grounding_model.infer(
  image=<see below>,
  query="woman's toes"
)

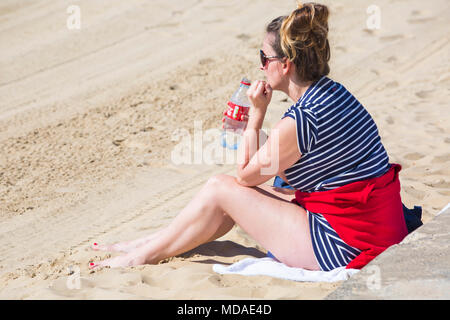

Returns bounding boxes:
[88,253,147,269]
[91,242,120,252]
[91,242,110,251]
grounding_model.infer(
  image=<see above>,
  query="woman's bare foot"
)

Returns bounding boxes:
[89,249,157,270]
[91,232,161,253]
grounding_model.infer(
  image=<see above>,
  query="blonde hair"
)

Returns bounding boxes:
[267,2,330,82]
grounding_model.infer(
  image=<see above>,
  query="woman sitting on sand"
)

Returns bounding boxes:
[90,2,408,271]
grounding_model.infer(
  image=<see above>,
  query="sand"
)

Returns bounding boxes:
[0,0,448,299]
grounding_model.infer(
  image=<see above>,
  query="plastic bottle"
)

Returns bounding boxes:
[221,77,251,150]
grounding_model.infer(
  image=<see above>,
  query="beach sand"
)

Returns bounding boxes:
[0,0,448,299]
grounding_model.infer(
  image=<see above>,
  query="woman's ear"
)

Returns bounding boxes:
[282,58,292,76]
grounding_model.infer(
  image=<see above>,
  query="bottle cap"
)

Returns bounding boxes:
[240,77,251,86]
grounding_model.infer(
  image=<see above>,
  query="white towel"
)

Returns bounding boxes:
[213,257,359,282]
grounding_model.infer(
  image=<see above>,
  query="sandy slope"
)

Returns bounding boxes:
[0,0,448,299]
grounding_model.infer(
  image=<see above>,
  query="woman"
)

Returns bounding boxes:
[89,2,408,271]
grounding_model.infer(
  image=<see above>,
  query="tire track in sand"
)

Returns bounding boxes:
[0,163,236,284]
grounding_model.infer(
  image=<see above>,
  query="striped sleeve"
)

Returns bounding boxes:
[282,107,319,155]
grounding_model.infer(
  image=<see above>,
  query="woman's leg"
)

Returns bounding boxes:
[91,211,234,253]
[91,231,163,253]
[90,174,318,270]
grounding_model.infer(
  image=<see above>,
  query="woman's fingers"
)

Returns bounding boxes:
[247,80,264,97]
[256,81,265,95]
[264,82,273,101]
[247,80,259,96]
[246,80,271,110]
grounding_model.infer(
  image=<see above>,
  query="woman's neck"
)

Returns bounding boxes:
[286,78,314,102]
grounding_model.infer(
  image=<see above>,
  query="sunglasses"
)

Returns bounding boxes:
[259,49,283,68]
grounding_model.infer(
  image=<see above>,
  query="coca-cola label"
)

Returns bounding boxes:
[225,101,248,121]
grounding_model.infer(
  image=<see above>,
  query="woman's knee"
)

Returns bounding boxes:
[204,174,237,199]
[206,174,236,189]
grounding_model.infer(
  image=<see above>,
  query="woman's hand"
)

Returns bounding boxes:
[246,80,273,112]
[222,113,249,131]
[221,80,271,132]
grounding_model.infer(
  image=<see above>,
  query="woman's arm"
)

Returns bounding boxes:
[236,80,271,178]
[236,80,301,187]
[237,107,268,173]
[236,116,301,187]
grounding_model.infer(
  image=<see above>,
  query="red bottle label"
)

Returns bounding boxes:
[225,101,248,121]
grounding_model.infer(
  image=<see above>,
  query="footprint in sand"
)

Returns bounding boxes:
[379,34,404,42]
[407,9,435,24]
[385,115,394,125]
[403,185,425,200]
[198,58,214,65]
[145,22,181,32]
[386,81,399,88]
[384,56,398,63]
[424,179,450,189]
[415,90,435,99]
[407,8,435,24]
[236,33,251,41]
[431,153,450,164]
[404,152,425,161]
[362,28,376,36]
[207,274,224,287]
[407,17,435,24]
[140,274,158,286]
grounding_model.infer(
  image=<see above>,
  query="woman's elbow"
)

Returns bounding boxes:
[236,176,247,185]
[236,176,253,187]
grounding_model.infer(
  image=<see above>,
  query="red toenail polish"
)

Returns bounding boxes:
[94,243,97,245]
[90,263,94,266]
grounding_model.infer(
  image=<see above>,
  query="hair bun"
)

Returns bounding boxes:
[280,2,329,61]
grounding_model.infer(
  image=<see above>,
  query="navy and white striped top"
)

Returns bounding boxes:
[282,76,390,192]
